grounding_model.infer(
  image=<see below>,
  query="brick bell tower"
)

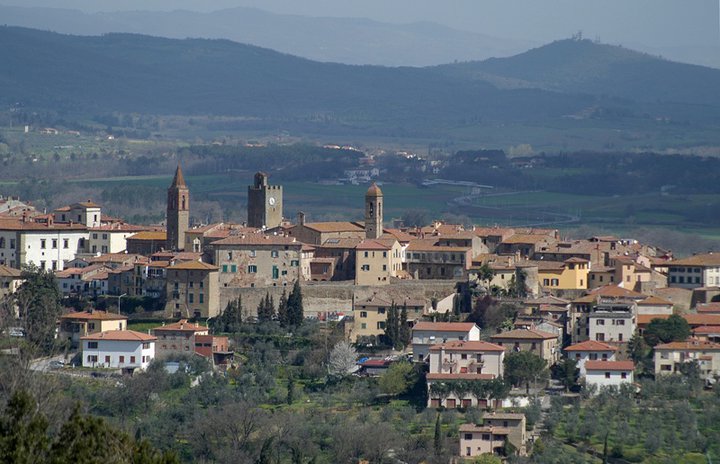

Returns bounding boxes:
[365,182,383,239]
[167,164,189,251]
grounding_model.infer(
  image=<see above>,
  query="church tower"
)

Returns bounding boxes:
[167,165,189,251]
[365,182,383,239]
[247,172,283,229]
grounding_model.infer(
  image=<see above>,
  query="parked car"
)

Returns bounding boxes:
[49,360,65,369]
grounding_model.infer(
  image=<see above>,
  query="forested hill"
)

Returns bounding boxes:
[1,27,720,130]
[436,39,720,107]
[0,26,586,123]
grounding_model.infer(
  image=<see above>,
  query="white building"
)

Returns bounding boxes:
[81,330,156,370]
[588,303,635,344]
[86,224,148,255]
[53,201,102,228]
[564,340,618,376]
[667,253,720,289]
[585,360,634,391]
[0,218,88,270]
[412,322,481,362]
[654,339,720,381]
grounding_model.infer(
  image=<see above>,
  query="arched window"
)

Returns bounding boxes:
[181,196,186,209]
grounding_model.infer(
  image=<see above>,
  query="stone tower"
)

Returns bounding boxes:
[166,165,189,251]
[247,172,283,229]
[364,182,383,239]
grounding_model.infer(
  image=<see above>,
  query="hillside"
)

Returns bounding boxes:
[0,26,587,123]
[437,39,720,107]
[0,5,532,66]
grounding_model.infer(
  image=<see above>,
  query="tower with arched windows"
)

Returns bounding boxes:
[166,165,189,251]
[364,182,383,239]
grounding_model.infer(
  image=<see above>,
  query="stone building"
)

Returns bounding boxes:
[164,261,219,319]
[166,165,189,251]
[247,172,283,229]
[354,238,402,286]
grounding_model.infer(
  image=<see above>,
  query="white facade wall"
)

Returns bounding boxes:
[589,315,634,343]
[82,339,155,370]
[412,326,480,360]
[428,349,504,378]
[569,351,617,376]
[21,230,87,271]
[88,230,135,255]
[586,369,633,390]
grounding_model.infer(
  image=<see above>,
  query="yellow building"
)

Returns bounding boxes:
[538,257,589,290]
[352,294,426,343]
[58,309,127,348]
[354,238,402,286]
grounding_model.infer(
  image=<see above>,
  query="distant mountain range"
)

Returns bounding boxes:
[0,4,534,66]
[1,26,720,143]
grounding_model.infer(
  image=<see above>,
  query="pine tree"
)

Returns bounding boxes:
[278,289,289,327]
[384,302,398,348]
[399,304,411,348]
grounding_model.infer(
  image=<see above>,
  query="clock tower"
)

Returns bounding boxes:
[247,172,283,229]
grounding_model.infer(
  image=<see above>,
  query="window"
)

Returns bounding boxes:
[130,356,136,363]
[40,239,46,249]
[271,250,279,258]
[290,260,299,267]
[87,355,97,363]
[231,264,237,273]
[248,265,257,273]
[482,434,491,441]
[272,266,279,279]
[617,319,625,326]
[87,342,98,349]
[40,261,46,270]
[199,294,204,304]
[621,372,627,379]
[222,265,228,273]
[461,354,467,360]
[92,233,98,239]
[605,372,611,379]
[464,434,473,440]
[9,239,15,249]
[361,264,370,271]
[377,321,385,329]
[597,319,605,325]
[382,265,387,271]
[382,251,387,258]
[360,323,367,329]
[360,311,368,318]
[119,356,125,363]
[189,294,194,303]
[364,251,369,258]
[105,356,111,364]
[102,233,108,240]
[249,250,256,257]
[378,307,386,314]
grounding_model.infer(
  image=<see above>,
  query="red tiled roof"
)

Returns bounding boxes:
[692,326,720,334]
[565,340,618,352]
[356,239,394,250]
[654,339,720,351]
[152,319,209,333]
[60,310,127,321]
[81,330,155,342]
[167,261,218,271]
[638,296,673,306]
[412,322,477,332]
[669,253,720,267]
[490,328,557,340]
[697,303,720,313]
[589,285,646,299]
[211,234,300,246]
[429,340,504,352]
[585,360,634,371]
[427,373,496,380]
[128,231,166,241]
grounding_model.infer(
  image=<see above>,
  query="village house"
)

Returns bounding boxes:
[536,257,590,290]
[194,334,233,366]
[354,238,402,285]
[0,217,88,270]
[459,413,527,457]
[427,340,505,409]
[584,360,635,391]
[126,231,167,255]
[53,200,102,228]
[667,253,720,289]
[588,302,636,344]
[184,223,260,254]
[0,264,22,300]
[286,219,366,245]
[85,223,149,255]
[210,233,303,288]
[490,328,560,365]
[411,321,481,362]
[151,319,210,359]
[405,239,472,280]
[496,232,558,258]
[564,340,618,376]
[58,309,127,348]
[654,339,720,382]
[164,261,220,319]
[351,294,426,344]
[309,237,361,281]
[81,329,156,370]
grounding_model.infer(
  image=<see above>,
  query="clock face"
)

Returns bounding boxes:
[268,196,276,206]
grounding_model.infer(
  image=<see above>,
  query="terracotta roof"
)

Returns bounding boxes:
[427,373,496,381]
[502,234,552,245]
[636,314,671,325]
[669,253,720,267]
[82,329,155,342]
[381,229,415,243]
[356,239,395,250]
[585,360,634,371]
[483,412,526,420]
[88,253,147,264]
[524,296,570,306]
[167,261,218,271]
[152,319,208,333]
[128,231,167,241]
[589,285,646,299]
[429,340,505,352]
[696,303,720,313]
[572,294,598,304]
[412,322,477,332]
[565,340,618,352]
[684,314,720,326]
[490,328,557,340]
[0,218,87,231]
[75,200,101,208]
[211,234,299,246]
[0,264,22,278]
[318,238,362,249]
[565,257,590,263]
[654,339,720,351]
[90,224,148,232]
[406,240,471,252]
[302,222,364,233]
[692,326,720,334]
[60,310,127,321]
[366,182,383,197]
[637,296,673,306]
[459,424,513,434]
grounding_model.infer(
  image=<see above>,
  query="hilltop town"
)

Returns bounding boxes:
[1,166,719,463]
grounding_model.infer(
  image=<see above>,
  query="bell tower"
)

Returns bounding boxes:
[167,164,189,251]
[365,182,383,239]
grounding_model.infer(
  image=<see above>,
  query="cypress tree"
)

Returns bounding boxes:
[399,304,411,348]
[384,302,398,348]
[278,289,289,327]
[287,280,304,326]
[434,413,443,454]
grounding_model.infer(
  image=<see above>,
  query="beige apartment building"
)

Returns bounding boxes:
[654,339,720,381]
[352,294,426,343]
[58,310,127,348]
[164,261,219,319]
[354,238,402,286]
[459,413,527,458]
[151,319,209,359]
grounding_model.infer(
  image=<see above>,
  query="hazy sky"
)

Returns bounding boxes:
[2,0,718,46]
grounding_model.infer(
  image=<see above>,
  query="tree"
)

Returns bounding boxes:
[433,413,442,455]
[643,314,690,347]
[504,351,548,394]
[476,263,495,288]
[256,292,275,323]
[327,341,357,377]
[383,303,399,349]
[555,358,579,392]
[13,265,63,355]
[286,375,296,405]
[287,280,304,327]
[212,296,243,333]
[378,362,416,396]
[277,290,289,327]
[398,304,411,348]
[474,453,502,463]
